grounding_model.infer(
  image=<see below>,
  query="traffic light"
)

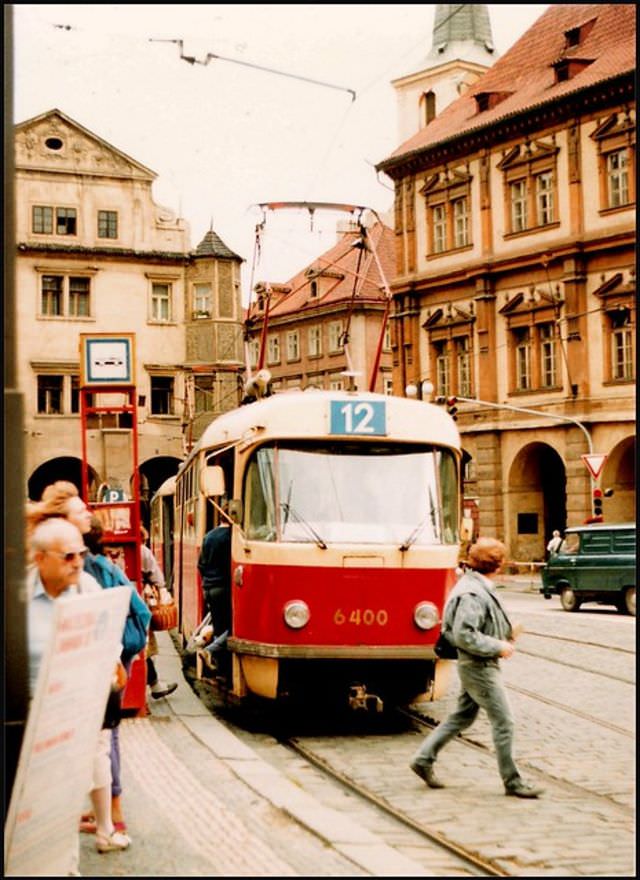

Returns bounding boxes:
[446,396,458,420]
[592,488,603,519]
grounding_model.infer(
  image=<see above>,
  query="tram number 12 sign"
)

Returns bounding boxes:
[330,400,386,436]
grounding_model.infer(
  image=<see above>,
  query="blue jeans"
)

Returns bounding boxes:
[413,659,520,786]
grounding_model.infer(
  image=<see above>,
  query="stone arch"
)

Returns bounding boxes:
[28,456,100,501]
[508,442,566,562]
[601,436,635,522]
[136,455,182,529]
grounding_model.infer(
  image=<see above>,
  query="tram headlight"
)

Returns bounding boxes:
[283,600,310,629]
[413,601,439,631]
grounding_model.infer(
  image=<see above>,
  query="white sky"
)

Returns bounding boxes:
[12,3,548,296]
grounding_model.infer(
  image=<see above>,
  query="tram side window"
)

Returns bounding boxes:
[437,450,459,544]
[244,450,276,541]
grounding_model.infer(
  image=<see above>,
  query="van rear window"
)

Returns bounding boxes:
[612,531,636,553]
[581,532,611,554]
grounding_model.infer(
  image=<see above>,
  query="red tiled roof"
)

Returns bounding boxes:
[381,4,636,165]
[250,222,396,319]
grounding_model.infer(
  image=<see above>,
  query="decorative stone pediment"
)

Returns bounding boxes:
[590,111,636,142]
[420,167,471,196]
[497,138,558,171]
[499,288,560,316]
[592,272,635,311]
[423,302,474,328]
[15,108,156,181]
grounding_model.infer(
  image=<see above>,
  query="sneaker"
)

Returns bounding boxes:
[150,680,178,699]
[410,760,445,789]
[505,778,544,798]
[95,829,131,853]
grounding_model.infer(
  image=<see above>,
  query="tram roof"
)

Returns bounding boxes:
[186,390,460,465]
[151,475,176,499]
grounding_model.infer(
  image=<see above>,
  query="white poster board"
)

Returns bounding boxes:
[4,587,130,877]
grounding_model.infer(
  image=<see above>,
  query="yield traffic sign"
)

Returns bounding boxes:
[581,453,607,481]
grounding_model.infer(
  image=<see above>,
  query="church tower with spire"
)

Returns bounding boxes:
[392,4,497,144]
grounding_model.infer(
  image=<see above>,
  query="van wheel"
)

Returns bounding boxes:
[622,587,636,616]
[560,587,581,612]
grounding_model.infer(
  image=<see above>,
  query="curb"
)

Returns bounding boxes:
[154,631,432,877]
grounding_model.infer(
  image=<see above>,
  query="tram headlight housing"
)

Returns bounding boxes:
[413,601,439,631]
[283,600,310,629]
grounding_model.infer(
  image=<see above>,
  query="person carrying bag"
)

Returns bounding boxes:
[411,537,543,799]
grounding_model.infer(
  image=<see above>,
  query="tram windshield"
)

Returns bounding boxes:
[243,441,459,545]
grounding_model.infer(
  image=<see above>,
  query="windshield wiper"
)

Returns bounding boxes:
[280,502,327,549]
[399,515,431,551]
[282,481,293,530]
[401,487,440,551]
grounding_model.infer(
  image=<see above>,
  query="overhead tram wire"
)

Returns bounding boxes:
[149,39,356,101]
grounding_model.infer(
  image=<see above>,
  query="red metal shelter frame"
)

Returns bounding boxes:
[79,385,147,712]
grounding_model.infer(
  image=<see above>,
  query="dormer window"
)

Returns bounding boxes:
[310,279,318,298]
[552,57,593,83]
[474,91,512,113]
[564,17,596,48]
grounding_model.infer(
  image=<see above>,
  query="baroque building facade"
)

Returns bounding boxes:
[377,4,635,560]
[15,109,244,508]
[244,216,396,395]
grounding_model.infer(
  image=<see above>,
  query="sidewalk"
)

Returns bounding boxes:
[78,631,430,877]
[497,572,543,593]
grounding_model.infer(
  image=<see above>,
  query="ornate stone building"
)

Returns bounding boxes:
[15,109,244,506]
[377,4,635,559]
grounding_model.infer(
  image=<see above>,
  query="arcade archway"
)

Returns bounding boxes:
[508,442,566,561]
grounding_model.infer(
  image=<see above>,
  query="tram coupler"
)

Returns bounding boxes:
[348,684,383,713]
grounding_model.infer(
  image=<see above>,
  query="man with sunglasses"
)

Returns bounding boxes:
[27,518,102,697]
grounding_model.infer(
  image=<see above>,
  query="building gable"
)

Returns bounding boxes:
[15,108,156,182]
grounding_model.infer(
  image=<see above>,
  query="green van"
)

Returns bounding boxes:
[541,523,636,615]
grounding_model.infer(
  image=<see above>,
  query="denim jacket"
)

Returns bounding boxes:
[443,569,513,661]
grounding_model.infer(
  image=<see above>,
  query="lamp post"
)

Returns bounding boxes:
[453,395,597,518]
[454,395,593,456]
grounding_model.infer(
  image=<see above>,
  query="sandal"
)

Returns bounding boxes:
[79,812,97,833]
[95,829,131,853]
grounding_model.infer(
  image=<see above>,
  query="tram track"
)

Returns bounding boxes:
[504,684,634,738]
[522,629,636,655]
[186,656,634,876]
[402,707,634,814]
[282,733,510,877]
[515,645,635,685]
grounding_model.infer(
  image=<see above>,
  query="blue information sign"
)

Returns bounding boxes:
[330,400,386,436]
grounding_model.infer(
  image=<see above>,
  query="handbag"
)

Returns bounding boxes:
[103,661,127,729]
[148,585,178,631]
[434,630,458,660]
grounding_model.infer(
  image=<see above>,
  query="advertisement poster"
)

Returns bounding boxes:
[4,588,130,876]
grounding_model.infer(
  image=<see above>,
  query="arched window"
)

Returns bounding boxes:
[420,91,436,128]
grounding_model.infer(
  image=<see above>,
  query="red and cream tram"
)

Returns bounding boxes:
[155,387,462,711]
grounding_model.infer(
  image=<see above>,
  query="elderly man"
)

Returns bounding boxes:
[28,517,131,857]
[28,518,102,693]
[410,537,544,799]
